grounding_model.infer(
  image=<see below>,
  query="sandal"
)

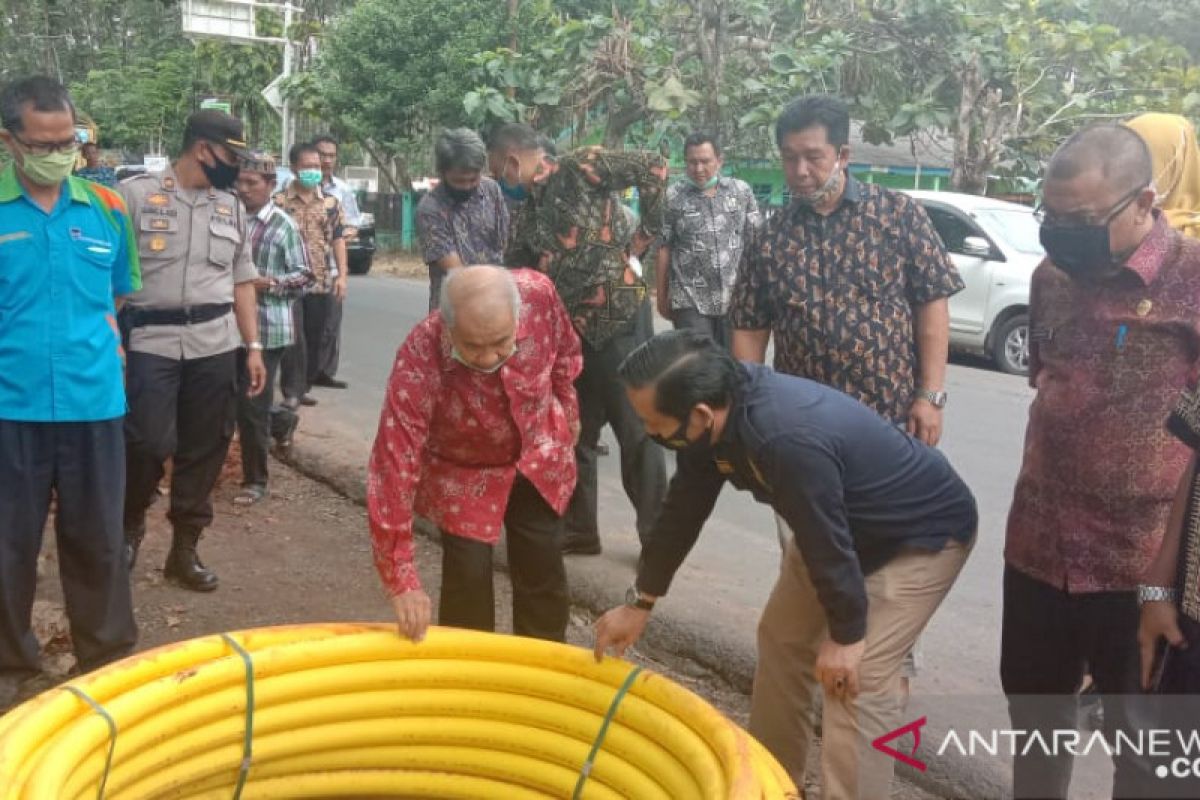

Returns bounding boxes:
[233,485,267,506]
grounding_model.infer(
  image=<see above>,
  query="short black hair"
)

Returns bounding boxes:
[775,94,850,150]
[289,141,319,166]
[618,330,742,421]
[1046,123,1153,193]
[684,131,721,158]
[0,76,75,133]
[487,122,540,155]
[312,134,338,150]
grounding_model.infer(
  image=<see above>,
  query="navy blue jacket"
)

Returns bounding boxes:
[638,363,978,643]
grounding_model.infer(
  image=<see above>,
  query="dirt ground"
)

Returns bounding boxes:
[371,250,429,279]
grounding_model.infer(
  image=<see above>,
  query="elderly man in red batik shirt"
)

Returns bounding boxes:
[368,265,582,642]
[1003,124,1200,799]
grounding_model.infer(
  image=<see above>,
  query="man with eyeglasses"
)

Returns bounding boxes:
[367,266,581,644]
[1002,123,1200,799]
[119,110,267,593]
[0,76,140,708]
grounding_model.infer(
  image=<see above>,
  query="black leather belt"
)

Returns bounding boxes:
[124,303,233,328]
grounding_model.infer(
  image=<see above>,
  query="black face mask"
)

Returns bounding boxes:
[1039,223,1115,281]
[445,184,478,204]
[201,147,241,191]
[1038,187,1143,282]
[649,414,713,454]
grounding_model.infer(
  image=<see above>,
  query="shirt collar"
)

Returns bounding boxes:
[254,202,276,223]
[1122,212,1173,286]
[285,181,323,203]
[681,176,730,195]
[0,164,92,206]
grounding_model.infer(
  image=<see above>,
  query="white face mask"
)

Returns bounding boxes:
[451,344,516,374]
[797,158,844,207]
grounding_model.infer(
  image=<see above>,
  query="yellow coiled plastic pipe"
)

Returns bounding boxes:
[0,624,798,799]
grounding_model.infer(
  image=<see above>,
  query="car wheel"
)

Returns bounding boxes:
[991,313,1030,376]
[348,253,372,276]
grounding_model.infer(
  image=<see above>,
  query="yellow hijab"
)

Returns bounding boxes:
[1125,113,1200,238]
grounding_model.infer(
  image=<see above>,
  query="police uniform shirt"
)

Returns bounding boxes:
[119,166,257,359]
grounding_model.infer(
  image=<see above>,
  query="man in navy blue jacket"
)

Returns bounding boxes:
[594,330,977,798]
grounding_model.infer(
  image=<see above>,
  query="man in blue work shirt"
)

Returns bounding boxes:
[0,76,140,709]
[593,330,977,798]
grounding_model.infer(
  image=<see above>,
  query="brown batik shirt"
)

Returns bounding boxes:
[729,176,963,423]
[274,184,346,293]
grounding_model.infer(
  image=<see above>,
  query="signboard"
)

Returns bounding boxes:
[181,0,257,43]
[200,98,234,115]
[144,155,170,172]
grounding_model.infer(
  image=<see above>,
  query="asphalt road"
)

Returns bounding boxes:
[317,272,1039,795]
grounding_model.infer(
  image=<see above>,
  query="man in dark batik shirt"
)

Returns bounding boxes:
[500,124,668,555]
[417,128,509,311]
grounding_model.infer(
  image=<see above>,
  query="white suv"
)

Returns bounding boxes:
[906,190,1044,375]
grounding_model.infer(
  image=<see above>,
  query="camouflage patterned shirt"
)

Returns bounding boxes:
[504,147,668,347]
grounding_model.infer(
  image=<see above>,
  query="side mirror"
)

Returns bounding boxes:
[961,236,992,257]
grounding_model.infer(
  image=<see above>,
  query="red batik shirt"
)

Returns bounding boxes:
[367,269,583,596]
[1006,216,1200,592]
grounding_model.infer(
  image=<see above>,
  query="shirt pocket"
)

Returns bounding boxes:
[138,216,179,268]
[71,236,118,306]
[208,220,241,269]
[0,232,36,312]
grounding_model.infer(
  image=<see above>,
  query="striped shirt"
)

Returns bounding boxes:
[246,202,313,349]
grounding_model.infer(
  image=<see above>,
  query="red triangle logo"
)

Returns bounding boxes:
[871,716,928,772]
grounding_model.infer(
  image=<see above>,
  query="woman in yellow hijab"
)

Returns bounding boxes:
[1125,113,1200,238]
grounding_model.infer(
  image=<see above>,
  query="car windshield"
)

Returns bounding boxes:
[975,208,1043,256]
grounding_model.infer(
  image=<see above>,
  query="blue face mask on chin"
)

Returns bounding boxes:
[499,179,528,202]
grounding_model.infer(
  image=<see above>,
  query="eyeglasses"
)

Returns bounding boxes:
[1034,186,1144,228]
[8,131,80,156]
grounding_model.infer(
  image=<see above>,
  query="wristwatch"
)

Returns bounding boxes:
[247,341,265,352]
[625,586,656,612]
[1137,585,1177,605]
[918,388,948,409]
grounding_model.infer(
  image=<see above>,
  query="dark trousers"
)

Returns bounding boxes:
[317,294,342,381]
[564,300,667,544]
[235,347,293,488]
[281,293,333,400]
[1001,565,1158,798]
[0,419,136,675]
[124,350,238,534]
[438,475,569,641]
[672,307,732,349]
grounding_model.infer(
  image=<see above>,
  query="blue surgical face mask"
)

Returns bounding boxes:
[499,179,528,202]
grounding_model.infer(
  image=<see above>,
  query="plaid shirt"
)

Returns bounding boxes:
[246,202,313,349]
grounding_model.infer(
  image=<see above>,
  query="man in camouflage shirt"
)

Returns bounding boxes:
[501,125,668,554]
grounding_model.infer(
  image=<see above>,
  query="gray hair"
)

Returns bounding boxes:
[434,128,487,174]
[439,266,521,329]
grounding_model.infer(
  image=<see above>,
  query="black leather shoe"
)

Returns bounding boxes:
[124,521,146,570]
[298,395,318,407]
[561,534,602,555]
[313,377,348,389]
[164,528,219,592]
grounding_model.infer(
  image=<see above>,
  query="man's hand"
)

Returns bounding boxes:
[1139,600,1188,689]
[593,605,651,662]
[570,417,581,445]
[907,398,943,446]
[815,637,866,701]
[391,589,433,642]
[333,277,348,301]
[631,230,653,258]
[253,276,274,292]
[245,350,267,397]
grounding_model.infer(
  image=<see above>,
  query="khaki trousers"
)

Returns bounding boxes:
[750,525,972,799]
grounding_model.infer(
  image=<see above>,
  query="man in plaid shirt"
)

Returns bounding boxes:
[232,152,314,504]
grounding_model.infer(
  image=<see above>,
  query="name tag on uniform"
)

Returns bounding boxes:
[0,231,32,246]
[149,218,171,231]
[1029,325,1055,343]
[146,193,170,207]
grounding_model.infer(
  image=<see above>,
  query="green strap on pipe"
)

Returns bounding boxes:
[62,685,117,800]
[572,665,644,800]
[221,633,256,799]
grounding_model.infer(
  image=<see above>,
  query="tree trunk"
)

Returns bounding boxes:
[360,139,408,193]
[950,53,986,194]
[603,103,646,149]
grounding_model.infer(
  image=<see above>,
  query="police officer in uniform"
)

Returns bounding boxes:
[119,110,266,592]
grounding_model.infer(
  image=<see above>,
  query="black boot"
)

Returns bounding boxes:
[164,526,219,592]
[124,520,146,570]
